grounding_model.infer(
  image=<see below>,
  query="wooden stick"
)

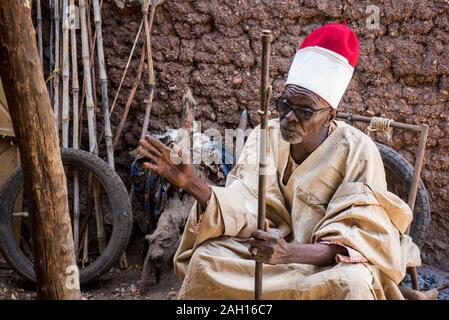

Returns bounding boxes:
[70,0,80,255]
[113,43,146,149]
[79,0,97,155]
[86,0,98,109]
[93,179,107,253]
[255,30,273,301]
[109,19,144,115]
[61,0,70,148]
[79,0,103,144]
[48,0,55,101]
[82,225,89,267]
[140,0,157,140]
[53,0,61,135]
[37,0,43,63]
[92,0,114,167]
[80,0,109,262]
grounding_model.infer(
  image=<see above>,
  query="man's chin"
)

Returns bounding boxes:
[280,128,304,144]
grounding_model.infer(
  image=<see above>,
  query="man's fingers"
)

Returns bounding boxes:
[251,229,270,241]
[143,162,158,172]
[139,139,162,157]
[137,146,157,162]
[145,134,171,155]
[249,238,268,249]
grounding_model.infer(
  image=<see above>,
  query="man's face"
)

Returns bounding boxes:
[278,85,335,144]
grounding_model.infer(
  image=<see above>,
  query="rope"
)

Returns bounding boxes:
[367,116,394,142]
[45,68,60,84]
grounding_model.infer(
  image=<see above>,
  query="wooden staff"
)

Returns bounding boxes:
[255,30,273,301]
[70,0,80,255]
[92,0,114,167]
[140,0,157,140]
[37,0,43,63]
[53,0,61,134]
[80,0,107,254]
[61,0,70,148]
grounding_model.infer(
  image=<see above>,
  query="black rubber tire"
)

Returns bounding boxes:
[0,148,133,285]
[376,143,430,248]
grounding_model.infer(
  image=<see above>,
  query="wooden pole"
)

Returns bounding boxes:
[61,0,70,148]
[140,0,156,140]
[79,0,107,256]
[48,0,55,100]
[70,0,80,255]
[37,0,43,63]
[0,0,81,299]
[53,0,61,135]
[92,0,114,167]
[79,0,97,155]
[255,30,273,301]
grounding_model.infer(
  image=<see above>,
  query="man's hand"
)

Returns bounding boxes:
[249,228,292,265]
[138,134,212,209]
[138,134,195,189]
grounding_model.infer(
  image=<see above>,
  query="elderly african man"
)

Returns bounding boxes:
[137,22,421,300]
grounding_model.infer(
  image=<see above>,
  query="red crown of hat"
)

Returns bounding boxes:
[286,22,359,108]
[299,22,359,68]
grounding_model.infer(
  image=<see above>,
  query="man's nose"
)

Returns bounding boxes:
[284,109,298,123]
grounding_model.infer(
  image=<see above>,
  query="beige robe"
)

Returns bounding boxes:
[174,119,421,300]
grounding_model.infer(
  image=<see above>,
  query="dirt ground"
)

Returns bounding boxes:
[1,254,448,300]
[0,240,182,300]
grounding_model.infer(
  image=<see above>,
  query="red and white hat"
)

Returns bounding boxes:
[286,22,359,109]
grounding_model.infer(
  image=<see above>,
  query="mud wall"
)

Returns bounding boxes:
[101,0,449,269]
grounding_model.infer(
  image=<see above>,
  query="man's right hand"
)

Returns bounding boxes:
[138,134,194,189]
[138,134,212,209]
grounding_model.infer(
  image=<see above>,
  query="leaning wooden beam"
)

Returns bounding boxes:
[92,0,114,167]
[61,0,70,148]
[53,0,61,135]
[0,0,81,300]
[70,0,80,255]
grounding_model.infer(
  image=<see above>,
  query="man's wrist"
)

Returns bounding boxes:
[183,175,212,210]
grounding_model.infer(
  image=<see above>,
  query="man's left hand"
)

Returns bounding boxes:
[249,228,292,265]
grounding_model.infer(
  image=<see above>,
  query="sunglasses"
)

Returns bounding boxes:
[275,98,330,121]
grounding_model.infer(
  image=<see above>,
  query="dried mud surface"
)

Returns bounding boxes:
[99,1,449,268]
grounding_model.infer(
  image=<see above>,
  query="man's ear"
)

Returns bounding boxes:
[325,109,336,127]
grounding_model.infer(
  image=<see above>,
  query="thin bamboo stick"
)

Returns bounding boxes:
[49,0,55,101]
[82,225,89,267]
[87,0,98,109]
[79,0,103,144]
[79,0,97,154]
[93,180,107,253]
[80,0,107,260]
[70,0,80,255]
[53,0,61,134]
[62,0,70,148]
[37,0,43,63]
[140,0,157,140]
[109,19,144,115]
[113,44,146,149]
[92,0,114,167]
